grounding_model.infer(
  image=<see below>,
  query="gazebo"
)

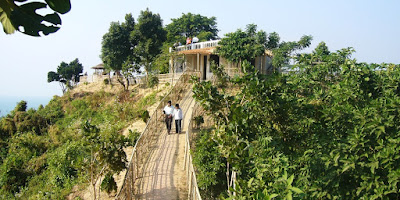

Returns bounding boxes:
[92,63,105,75]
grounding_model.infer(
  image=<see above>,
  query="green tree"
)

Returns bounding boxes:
[13,100,27,112]
[0,0,71,36]
[101,13,138,90]
[47,58,83,93]
[216,24,267,65]
[217,24,312,72]
[81,121,128,200]
[131,8,166,76]
[166,12,218,43]
[271,34,312,70]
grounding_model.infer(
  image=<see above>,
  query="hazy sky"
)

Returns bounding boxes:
[0,0,399,98]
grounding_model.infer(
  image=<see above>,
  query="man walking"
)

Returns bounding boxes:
[173,104,183,133]
[163,100,174,134]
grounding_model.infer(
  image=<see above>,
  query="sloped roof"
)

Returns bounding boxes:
[91,63,104,69]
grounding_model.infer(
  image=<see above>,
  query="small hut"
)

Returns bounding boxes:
[92,63,105,75]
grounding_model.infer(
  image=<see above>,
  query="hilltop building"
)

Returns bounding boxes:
[169,39,274,80]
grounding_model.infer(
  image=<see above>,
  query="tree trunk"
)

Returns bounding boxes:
[108,72,113,86]
[125,77,130,90]
[117,77,126,90]
[60,82,66,94]
[226,162,231,195]
[92,182,97,200]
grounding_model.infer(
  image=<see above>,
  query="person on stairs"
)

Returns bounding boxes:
[163,100,174,134]
[173,104,183,134]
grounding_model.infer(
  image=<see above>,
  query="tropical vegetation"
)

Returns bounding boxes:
[191,28,400,199]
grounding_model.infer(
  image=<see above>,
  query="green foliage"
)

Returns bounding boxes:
[271,35,312,69]
[153,44,171,74]
[101,13,139,90]
[140,110,150,123]
[103,78,110,85]
[193,116,204,128]
[216,24,267,64]
[100,173,117,194]
[147,74,159,88]
[131,8,166,74]
[0,0,71,36]
[192,130,227,199]
[217,24,312,72]
[47,58,83,93]
[0,87,158,198]
[166,12,218,43]
[128,129,140,146]
[192,42,400,199]
[14,100,27,112]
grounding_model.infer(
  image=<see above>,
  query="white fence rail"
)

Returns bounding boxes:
[170,40,221,52]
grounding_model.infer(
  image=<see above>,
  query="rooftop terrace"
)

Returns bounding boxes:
[169,39,221,54]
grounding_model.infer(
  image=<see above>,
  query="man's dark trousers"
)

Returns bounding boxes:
[165,115,172,133]
[175,119,182,133]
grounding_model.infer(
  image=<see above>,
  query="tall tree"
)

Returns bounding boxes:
[0,0,71,36]
[216,24,267,64]
[217,24,312,71]
[166,12,218,43]
[131,8,166,76]
[271,35,312,69]
[100,13,138,90]
[47,58,83,93]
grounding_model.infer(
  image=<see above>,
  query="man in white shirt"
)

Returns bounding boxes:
[163,100,174,134]
[173,104,183,133]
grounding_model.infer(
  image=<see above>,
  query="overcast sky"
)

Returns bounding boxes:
[0,0,399,97]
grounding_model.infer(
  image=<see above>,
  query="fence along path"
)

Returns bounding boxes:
[116,71,201,199]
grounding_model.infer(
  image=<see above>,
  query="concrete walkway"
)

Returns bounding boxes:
[135,89,195,199]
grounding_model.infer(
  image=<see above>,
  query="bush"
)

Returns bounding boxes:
[193,130,227,198]
[194,116,204,128]
[140,110,150,123]
[103,78,110,85]
[147,75,159,88]
[128,129,141,146]
[100,173,117,194]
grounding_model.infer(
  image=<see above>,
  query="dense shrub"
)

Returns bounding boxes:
[192,44,400,199]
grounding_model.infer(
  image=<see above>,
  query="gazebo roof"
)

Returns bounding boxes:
[91,63,104,70]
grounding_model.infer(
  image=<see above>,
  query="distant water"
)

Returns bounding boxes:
[0,96,53,117]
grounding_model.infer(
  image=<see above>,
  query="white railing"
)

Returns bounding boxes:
[170,40,221,53]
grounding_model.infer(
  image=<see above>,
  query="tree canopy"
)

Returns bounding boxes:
[47,58,83,93]
[0,0,71,36]
[101,14,136,73]
[100,13,139,90]
[216,24,312,71]
[131,8,166,75]
[166,12,218,43]
[216,24,268,64]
